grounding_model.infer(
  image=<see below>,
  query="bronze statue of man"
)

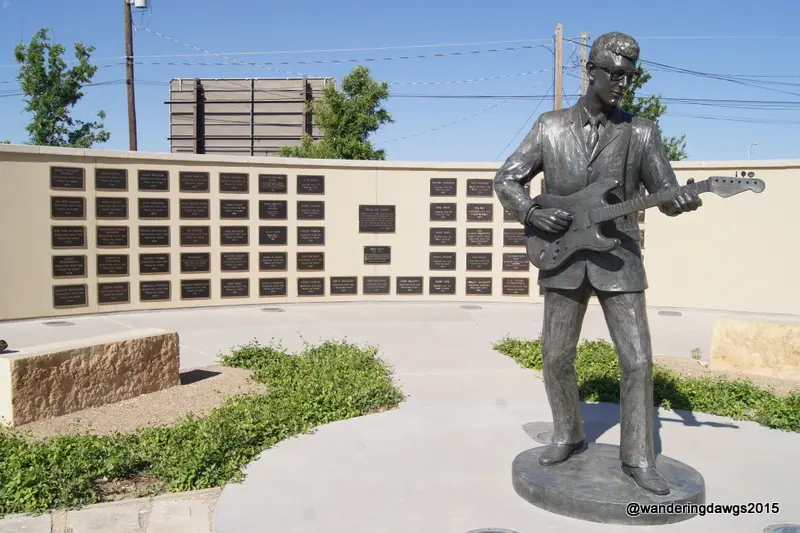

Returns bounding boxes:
[493,31,702,495]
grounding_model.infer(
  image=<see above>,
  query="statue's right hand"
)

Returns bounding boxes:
[527,207,573,233]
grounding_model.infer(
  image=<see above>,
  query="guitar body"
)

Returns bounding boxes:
[524,178,623,271]
[522,173,765,271]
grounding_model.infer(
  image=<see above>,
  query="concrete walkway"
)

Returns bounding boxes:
[1,302,799,532]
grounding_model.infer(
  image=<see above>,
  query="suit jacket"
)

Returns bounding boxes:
[493,97,680,292]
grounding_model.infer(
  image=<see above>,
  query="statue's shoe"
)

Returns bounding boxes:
[622,465,671,495]
[538,441,586,466]
[0,339,6,352]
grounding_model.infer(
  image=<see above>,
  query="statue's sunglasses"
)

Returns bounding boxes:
[592,64,639,83]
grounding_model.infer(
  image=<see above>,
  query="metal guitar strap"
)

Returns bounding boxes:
[620,117,634,204]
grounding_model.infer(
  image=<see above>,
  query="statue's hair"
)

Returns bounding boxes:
[588,32,640,65]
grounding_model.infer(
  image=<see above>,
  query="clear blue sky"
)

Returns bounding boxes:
[1,0,799,163]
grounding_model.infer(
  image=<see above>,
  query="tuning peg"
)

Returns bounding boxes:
[747,171,755,177]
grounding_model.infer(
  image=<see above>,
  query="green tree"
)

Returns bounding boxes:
[14,27,110,148]
[620,65,687,160]
[280,66,392,160]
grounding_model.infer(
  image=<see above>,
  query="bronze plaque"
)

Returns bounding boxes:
[363,276,390,295]
[397,277,423,294]
[466,228,493,247]
[181,252,210,273]
[466,277,493,295]
[220,199,249,219]
[429,277,456,295]
[259,226,288,246]
[97,226,129,248]
[466,203,493,222]
[297,175,324,194]
[221,278,249,298]
[180,198,210,219]
[53,284,87,308]
[51,196,85,219]
[52,226,86,248]
[180,226,210,246]
[502,277,530,296]
[430,203,457,221]
[429,252,456,270]
[503,228,524,247]
[139,226,170,247]
[220,172,249,193]
[429,227,456,246]
[466,252,493,271]
[259,277,287,297]
[181,279,211,299]
[96,197,128,219]
[138,170,169,191]
[51,166,85,190]
[221,252,249,272]
[179,171,210,192]
[221,226,249,246]
[297,226,325,245]
[95,168,127,191]
[52,255,86,278]
[258,174,287,193]
[359,205,396,233]
[364,246,390,265]
[98,282,129,304]
[503,253,530,271]
[139,253,170,274]
[259,200,287,220]
[330,276,357,295]
[97,254,129,276]
[297,200,325,220]
[430,178,457,196]
[259,252,287,271]
[297,277,325,296]
[297,252,324,271]
[466,178,493,197]
[140,280,170,301]
[138,198,170,219]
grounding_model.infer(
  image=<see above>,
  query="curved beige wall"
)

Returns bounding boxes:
[0,144,797,321]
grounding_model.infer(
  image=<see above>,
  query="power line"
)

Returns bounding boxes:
[386,68,554,85]
[92,37,561,62]
[379,100,511,143]
[493,81,554,161]
[129,45,552,69]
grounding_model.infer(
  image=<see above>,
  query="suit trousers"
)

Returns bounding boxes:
[541,277,656,468]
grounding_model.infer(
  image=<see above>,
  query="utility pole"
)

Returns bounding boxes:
[580,31,588,96]
[124,0,138,151]
[554,23,563,110]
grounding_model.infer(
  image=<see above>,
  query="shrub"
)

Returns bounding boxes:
[0,339,404,517]
[493,336,799,433]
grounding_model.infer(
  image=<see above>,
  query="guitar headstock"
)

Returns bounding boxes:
[707,171,765,198]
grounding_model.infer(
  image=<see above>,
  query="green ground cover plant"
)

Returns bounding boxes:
[0,339,404,517]
[493,336,800,433]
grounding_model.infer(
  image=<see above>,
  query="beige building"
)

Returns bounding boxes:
[0,144,796,321]
[168,77,334,156]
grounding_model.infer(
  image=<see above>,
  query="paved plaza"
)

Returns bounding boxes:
[1,302,798,532]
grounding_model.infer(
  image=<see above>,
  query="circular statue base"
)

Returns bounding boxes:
[512,443,706,525]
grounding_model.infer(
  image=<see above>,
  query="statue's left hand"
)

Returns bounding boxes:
[659,178,702,217]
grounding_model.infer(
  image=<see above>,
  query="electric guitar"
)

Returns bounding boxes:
[525,173,766,271]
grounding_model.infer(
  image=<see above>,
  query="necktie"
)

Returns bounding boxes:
[587,116,599,154]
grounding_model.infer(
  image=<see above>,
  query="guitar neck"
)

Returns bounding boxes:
[590,180,710,223]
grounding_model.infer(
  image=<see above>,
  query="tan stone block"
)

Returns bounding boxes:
[709,318,800,381]
[0,328,180,426]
